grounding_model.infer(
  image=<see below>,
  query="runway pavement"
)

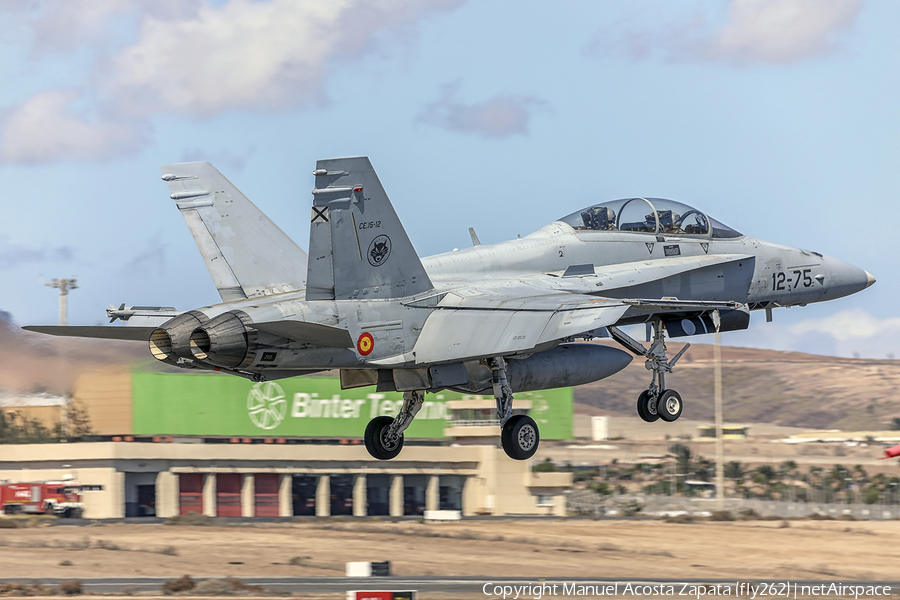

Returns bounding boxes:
[1,576,896,596]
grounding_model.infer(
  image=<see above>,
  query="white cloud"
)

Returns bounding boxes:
[726,308,900,359]
[2,1,205,55]
[588,0,863,66]
[418,82,546,139]
[0,0,463,163]
[109,0,462,117]
[0,89,146,163]
[708,0,863,64]
[19,0,132,53]
[787,308,900,343]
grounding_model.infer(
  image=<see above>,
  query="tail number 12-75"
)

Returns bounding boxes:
[772,268,813,291]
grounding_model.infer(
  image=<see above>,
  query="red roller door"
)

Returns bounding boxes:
[178,474,203,516]
[216,474,242,517]
[255,474,279,517]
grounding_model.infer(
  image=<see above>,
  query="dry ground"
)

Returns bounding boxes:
[575,342,900,430]
[1,518,899,582]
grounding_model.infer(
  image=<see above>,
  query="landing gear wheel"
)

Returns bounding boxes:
[657,389,683,422]
[636,390,660,423]
[500,415,540,460]
[364,416,404,460]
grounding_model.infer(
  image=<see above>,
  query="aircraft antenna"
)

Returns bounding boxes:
[44,278,78,326]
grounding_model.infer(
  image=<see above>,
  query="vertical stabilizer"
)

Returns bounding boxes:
[306,157,433,300]
[160,162,308,302]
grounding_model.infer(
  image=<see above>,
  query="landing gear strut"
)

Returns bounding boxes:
[489,357,540,460]
[609,320,689,423]
[364,389,424,460]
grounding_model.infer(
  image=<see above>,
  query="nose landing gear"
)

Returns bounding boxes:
[609,320,689,424]
[636,389,658,422]
[658,389,683,422]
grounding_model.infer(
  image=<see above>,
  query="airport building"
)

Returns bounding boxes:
[0,370,574,518]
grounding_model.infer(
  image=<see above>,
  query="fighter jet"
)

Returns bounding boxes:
[25,157,875,461]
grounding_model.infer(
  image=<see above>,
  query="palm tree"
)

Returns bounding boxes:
[723,461,745,498]
[668,443,693,495]
[752,465,778,499]
[779,460,799,501]
[724,461,744,481]
[806,466,824,503]
[668,443,692,474]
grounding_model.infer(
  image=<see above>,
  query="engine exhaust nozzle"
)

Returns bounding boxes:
[149,310,209,362]
[189,310,257,369]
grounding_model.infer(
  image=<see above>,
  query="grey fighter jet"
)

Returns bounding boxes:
[26,157,875,461]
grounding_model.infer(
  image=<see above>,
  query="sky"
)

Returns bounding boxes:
[0,0,897,359]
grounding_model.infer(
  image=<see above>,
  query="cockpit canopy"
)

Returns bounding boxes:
[558,198,742,239]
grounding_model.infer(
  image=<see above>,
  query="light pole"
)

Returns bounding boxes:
[714,315,726,511]
[44,278,78,325]
[43,278,77,441]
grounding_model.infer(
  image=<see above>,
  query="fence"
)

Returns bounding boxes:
[567,491,900,520]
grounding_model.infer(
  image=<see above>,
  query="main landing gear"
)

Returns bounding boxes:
[608,320,689,424]
[363,357,540,461]
[490,357,539,460]
[364,389,424,460]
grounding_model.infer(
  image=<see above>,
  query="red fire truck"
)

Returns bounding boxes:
[0,481,93,518]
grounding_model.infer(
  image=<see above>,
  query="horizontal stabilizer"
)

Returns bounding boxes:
[23,325,155,341]
[248,321,353,348]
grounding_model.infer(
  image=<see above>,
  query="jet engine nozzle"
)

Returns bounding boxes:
[189,310,257,369]
[149,310,210,362]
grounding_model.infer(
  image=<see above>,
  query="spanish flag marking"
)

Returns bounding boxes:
[357,332,374,356]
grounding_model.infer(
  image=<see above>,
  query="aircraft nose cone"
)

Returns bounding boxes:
[814,256,874,301]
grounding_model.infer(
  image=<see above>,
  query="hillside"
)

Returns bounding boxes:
[576,342,900,430]
[0,316,147,396]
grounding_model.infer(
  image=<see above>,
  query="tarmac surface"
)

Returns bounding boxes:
[0,576,898,595]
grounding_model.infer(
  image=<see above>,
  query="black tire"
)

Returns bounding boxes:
[364,416,404,460]
[500,415,540,460]
[658,389,683,422]
[636,390,660,423]
[500,417,513,453]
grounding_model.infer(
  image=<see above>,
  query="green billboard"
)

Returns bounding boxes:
[131,372,572,440]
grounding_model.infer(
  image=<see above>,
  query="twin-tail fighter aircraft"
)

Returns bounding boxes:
[26,157,875,461]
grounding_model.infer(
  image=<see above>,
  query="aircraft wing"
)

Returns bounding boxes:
[410,281,747,364]
[22,325,157,341]
[412,291,630,364]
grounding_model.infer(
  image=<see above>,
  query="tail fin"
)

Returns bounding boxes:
[160,162,308,302]
[306,157,433,300]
